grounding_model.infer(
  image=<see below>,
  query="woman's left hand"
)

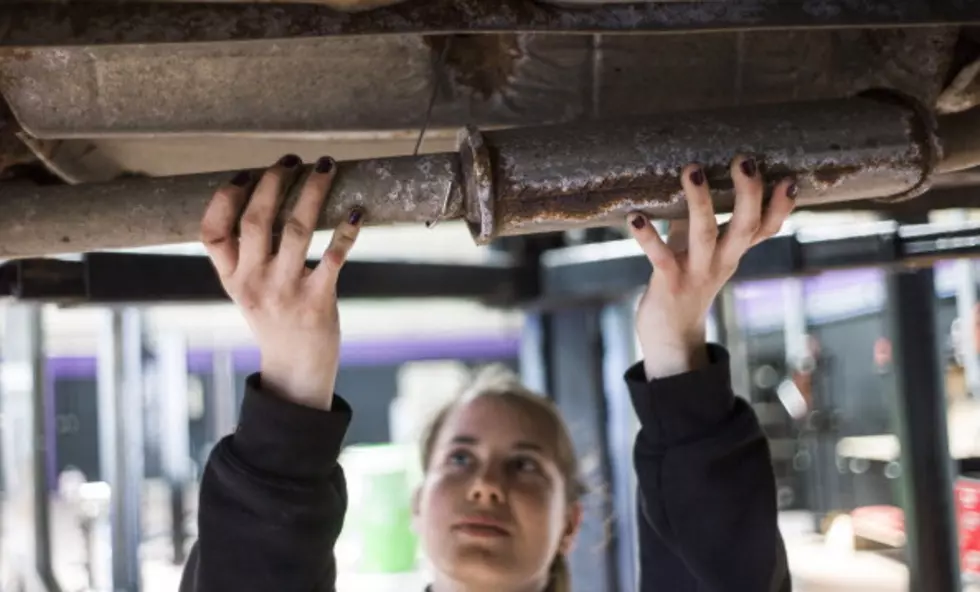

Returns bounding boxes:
[629,156,796,380]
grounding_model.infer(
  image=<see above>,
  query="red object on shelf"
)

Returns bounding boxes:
[956,478,980,576]
[847,480,980,576]
[851,505,906,546]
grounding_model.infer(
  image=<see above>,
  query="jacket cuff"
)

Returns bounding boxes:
[625,344,736,449]
[232,373,352,482]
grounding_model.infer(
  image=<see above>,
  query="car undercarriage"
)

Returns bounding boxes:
[3,1,980,258]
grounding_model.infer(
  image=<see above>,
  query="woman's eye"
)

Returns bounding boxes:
[511,456,542,474]
[447,450,473,468]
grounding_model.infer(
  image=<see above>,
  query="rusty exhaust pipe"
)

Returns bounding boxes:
[0,92,941,258]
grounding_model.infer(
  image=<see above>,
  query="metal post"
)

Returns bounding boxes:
[209,350,238,447]
[782,278,809,373]
[600,303,639,592]
[706,301,723,345]
[954,258,980,394]
[0,303,62,592]
[97,308,145,592]
[546,308,619,592]
[886,262,960,591]
[718,284,752,399]
[155,330,191,565]
[518,315,550,395]
[951,209,980,397]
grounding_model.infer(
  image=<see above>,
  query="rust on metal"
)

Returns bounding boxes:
[0,94,953,258]
[0,154,462,259]
[424,34,523,100]
[811,166,864,190]
[457,126,495,243]
[3,0,980,48]
[478,95,937,239]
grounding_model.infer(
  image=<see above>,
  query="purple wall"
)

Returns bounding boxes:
[46,334,522,378]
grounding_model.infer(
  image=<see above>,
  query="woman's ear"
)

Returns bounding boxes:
[560,501,584,555]
[411,487,422,522]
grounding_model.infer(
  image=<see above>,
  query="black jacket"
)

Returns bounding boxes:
[179,345,789,591]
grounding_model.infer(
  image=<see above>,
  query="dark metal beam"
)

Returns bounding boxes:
[5,219,980,305]
[807,182,980,216]
[0,252,521,304]
[539,220,980,304]
[3,0,980,47]
[885,253,961,590]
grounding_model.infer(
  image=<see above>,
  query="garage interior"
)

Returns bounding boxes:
[6,1,980,591]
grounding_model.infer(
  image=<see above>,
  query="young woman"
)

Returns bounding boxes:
[180,152,796,592]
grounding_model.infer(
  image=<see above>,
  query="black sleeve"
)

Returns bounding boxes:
[179,374,352,592]
[626,345,790,592]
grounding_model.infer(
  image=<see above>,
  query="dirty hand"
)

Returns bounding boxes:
[201,154,363,410]
[628,156,796,380]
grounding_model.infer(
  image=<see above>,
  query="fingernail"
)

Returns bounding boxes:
[787,181,799,199]
[315,156,334,174]
[348,207,363,226]
[230,170,251,187]
[740,158,757,177]
[689,168,705,186]
[631,215,646,230]
[278,154,301,168]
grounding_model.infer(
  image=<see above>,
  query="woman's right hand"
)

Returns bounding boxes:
[200,154,363,411]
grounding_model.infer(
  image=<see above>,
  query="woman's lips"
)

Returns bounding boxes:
[453,517,511,537]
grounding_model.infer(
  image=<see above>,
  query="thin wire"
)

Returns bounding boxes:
[425,180,454,229]
[414,39,452,157]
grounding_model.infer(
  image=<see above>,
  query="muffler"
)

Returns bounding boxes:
[0,92,944,258]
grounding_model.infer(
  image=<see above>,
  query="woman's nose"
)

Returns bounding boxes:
[467,468,506,504]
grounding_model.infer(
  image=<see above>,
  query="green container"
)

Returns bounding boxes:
[338,444,420,574]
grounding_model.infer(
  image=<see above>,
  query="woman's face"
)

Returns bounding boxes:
[415,395,580,590]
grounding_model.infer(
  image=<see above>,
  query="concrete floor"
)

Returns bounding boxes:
[0,487,944,592]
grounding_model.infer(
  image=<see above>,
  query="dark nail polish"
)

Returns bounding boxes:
[740,158,757,177]
[315,156,334,174]
[278,154,301,168]
[349,208,363,226]
[230,170,251,187]
[631,216,646,230]
[787,182,799,199]
[690,168,705,186]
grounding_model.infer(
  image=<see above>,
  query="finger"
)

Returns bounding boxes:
[665,219,690,254]
[753,177,797,245]
[276,156,336,281]
[717,155,763,270]
[680,163,717,273]
[628,213,680,281]
[239,154,302,271]
[200,170,252,280]
[309,207,364,294]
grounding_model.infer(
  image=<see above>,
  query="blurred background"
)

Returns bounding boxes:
[4,209,980,592]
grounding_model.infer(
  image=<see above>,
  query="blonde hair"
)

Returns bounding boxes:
[419,365,584,592]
